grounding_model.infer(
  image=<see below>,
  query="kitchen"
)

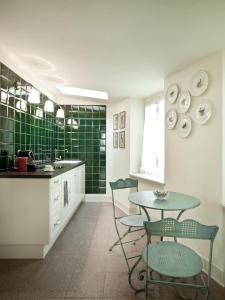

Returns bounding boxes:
[0,0,225,299]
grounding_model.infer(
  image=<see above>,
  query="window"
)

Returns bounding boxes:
[140,98,165,183]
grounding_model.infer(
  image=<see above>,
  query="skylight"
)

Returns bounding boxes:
[57,86,109,100]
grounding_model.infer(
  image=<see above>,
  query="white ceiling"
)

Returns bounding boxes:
[0,0,225,103]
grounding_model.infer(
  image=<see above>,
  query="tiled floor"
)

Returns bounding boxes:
[0,202,224,299]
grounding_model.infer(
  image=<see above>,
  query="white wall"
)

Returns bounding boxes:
[106,97,144,212]
[164,52,224,284]
[106,98,131,212]
[106,52,225,285]
[129,98,145,174]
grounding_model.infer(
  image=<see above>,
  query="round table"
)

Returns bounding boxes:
[127,191,201,292]
[128,191,200,220]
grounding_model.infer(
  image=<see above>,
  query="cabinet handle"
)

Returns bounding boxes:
[54,195,59,201]
[73,175,77,177]
[54,180,59,184]
[54,220,61,227]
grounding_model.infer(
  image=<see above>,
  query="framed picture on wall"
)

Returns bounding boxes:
[119,131,125,148]
[113,132,118,148]
[113,114,118,130]
[119,111,126,129]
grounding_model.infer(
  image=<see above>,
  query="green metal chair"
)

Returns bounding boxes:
[109,178,157,291]
[143,218,219,300]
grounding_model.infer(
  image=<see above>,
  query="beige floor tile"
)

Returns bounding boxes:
[66,272,105,297]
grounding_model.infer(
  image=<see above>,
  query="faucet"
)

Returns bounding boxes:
[54,149,61,161]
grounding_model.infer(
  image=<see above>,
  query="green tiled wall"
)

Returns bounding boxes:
[0,63,57,164]
[0,62,106,194]
[56,105,106,194]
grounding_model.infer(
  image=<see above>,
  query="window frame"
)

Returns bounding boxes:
[138,93,165,184]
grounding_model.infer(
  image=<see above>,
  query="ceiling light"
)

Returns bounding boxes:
[28,88,40,104]
[67,118,77,125]
[56,107,65,118]
[57,86,109,100]
[35,108,43,119]
[16,100,27,112]
[44,99,54,112]
[67,118,79,129]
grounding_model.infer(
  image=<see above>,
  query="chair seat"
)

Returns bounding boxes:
[119,214,157,227]
[143,241,203,278]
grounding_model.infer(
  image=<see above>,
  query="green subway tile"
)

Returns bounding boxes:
[26,114,31,123]
[79,119,85,126]
[93,132,100,139]
[21,112,26,123]
[92,187,100,193]
[78,132,85,139]
[93,146,99,152]
[9,132,13,143]
[100,160,106,166]
[0,117,7,130]
[86,166,92,173]
[86,106,92,112]
[93,119,99,126]
[8,96,15,108]
[15,134,20,144]
[85,126,91,132]
[21,134,26,144]
[86,119,92,126]
[79,145,85,152]
[65,152,71,159]
[99,187,106,193]
[93,106,99,112]
[0,104,7,117]
[93,140,100,146]
[8,119,14,131]
[93,180,100,187]
[85,187,92,193]
[72,112,79,118]
[8,107,14,119]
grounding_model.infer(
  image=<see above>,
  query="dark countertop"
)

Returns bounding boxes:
[0,161,86,179]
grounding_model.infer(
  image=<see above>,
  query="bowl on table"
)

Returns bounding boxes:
[153,190,168,200]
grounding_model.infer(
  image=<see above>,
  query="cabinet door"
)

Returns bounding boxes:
[50,175,62,239]
[80,164,85,195]
[75,165,85,203]
[62,172,70,217]
[69,168,77,205]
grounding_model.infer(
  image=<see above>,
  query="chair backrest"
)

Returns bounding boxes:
[109,178,139,215]
[144,217,219,287]
[110,178,138,190]
[144,218,218,241]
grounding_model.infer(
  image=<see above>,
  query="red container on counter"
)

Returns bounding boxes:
[17,157,28,172]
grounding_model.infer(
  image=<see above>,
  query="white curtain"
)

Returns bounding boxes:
[140,99,165,181]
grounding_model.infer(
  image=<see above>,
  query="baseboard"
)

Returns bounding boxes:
[202,256,225,287]
[85,194,111,202]
[114,197,130,215]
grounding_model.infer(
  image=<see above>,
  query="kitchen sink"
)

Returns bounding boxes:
[54,160,82,164]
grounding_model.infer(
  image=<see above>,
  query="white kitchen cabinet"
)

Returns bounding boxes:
[0,164,85,259]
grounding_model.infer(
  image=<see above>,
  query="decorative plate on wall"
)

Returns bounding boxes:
[166,83,179,104]
[177,91,191,113]
[189,70,209,96]
[166,109,178,129]
[177,116,192,138]
[193,101,212,125]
